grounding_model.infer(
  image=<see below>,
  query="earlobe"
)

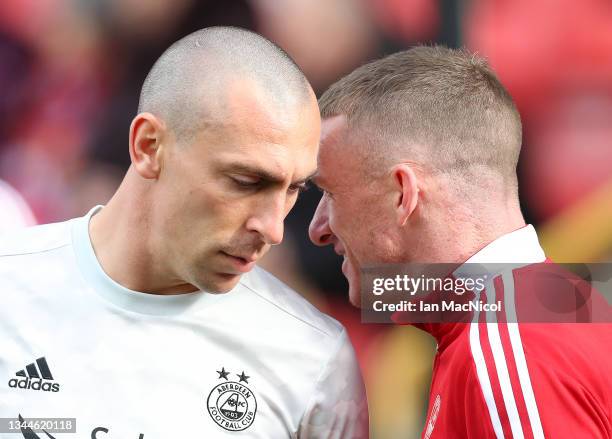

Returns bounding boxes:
[393,164,419,226]
[129,113,165,179]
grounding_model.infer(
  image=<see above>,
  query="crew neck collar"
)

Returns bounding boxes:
[71,206,227,316]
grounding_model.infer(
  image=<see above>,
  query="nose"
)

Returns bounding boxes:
[246,196,285,246]
[309,196,334,246]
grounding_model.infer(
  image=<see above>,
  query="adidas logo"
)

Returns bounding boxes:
[8,357,60,392]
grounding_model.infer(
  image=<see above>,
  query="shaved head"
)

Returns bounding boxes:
[97,26,320,294]
[138,26,311,143]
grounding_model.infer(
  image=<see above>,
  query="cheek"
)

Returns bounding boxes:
[349,199,394,260]
[330,200,369,250]
[165,186,245,246]
[187,180,245,219]
[329,197,358,229]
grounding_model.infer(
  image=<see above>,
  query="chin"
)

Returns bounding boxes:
[196,273,242,293]
[346,277,363,308]
[343,259,362,308]
[348,290,362,308]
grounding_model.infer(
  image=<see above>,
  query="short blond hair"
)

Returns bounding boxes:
[319,46,522,189]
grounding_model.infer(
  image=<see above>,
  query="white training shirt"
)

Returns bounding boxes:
[0,207,368,438]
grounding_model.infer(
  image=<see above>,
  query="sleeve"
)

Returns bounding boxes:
[297,328,369,439]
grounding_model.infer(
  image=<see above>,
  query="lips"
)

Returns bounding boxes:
[226,252,257,264]
[221,251,258,273]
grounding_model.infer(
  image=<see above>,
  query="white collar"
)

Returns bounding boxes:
[464,225,546,265]
[453,225,546,284]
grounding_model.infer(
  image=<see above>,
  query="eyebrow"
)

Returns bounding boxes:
[227,164,317,186]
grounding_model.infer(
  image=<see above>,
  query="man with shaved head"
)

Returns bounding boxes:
[309,46,611,437]
[0,27,367,438]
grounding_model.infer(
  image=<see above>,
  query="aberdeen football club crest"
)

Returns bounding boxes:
[207,367,257,431]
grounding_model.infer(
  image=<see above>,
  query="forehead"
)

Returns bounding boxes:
[315,116,363,187]
[201,78,320,177]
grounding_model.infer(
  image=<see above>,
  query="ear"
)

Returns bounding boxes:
[392,163,419,226]
[129,112,166,179]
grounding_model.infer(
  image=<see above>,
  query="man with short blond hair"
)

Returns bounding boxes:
[310,46,611,438]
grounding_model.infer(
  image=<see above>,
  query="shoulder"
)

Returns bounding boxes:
[0,219,77,298]
[0,219,74,259]
[0,180,36,228]
[238,266,345,340]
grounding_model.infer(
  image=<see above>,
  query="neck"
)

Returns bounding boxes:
[408,197,526,263]
[89,168,197,294]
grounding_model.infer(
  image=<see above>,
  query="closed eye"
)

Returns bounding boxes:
[231,175,261,189]
[231,176,310,196]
